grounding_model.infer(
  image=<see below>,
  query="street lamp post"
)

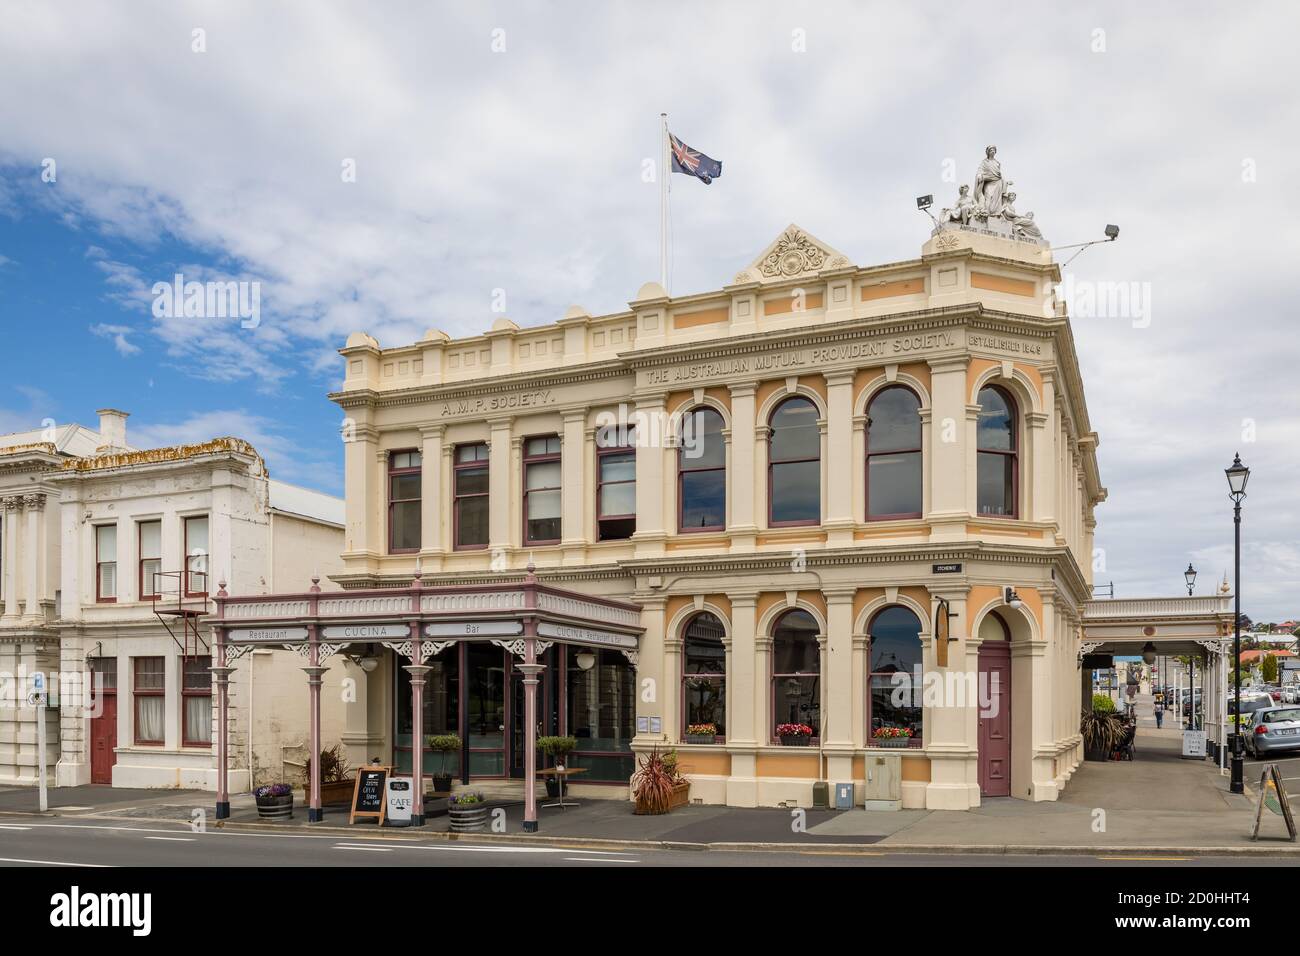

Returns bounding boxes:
[1185,562,1197,596]
[1225,452,1250,794]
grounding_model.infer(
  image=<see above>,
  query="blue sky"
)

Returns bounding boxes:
[0,1,1296,617]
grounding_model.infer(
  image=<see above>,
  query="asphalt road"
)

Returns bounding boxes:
[0,817,1290,867]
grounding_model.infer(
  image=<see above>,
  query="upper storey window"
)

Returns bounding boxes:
[388,450,422,553]
[678,407,726,533]
[523,436,562,545]
[976,386,1018,518]
[454,443,489,550]
[866,386,922,519]
[596,424,636,541]
[768,397,820,526]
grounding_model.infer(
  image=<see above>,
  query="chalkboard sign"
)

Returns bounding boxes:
[350,766,390,825]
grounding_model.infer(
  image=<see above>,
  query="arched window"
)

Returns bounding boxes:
[678,407,726,532]
[682,612,727,741]
[868,606,923,746]
[768,397,821,526]
[866,387,922,519]
[976,385,1018,518]
[771,609,820,740]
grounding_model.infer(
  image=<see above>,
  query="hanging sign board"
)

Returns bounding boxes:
[934,599,952,668]
[537,622,637,649]
[349,766,390,825]
[425,620,522,637]
[1252,764,1297,841]
[322,623,409,640]
[228,626,310,642]
[385,776,413,827]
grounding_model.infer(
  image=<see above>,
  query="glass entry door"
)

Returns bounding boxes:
[465,643,506,776]
[508,650,557,778]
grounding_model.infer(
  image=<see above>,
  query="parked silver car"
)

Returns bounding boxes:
[1245,706,1300,758]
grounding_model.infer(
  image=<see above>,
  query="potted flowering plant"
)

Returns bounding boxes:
[537,736,578,798]
[686,723,717,745]
[776,723,815,746]
[872,726,914,748]
[425,734,460,795]
[254,783,293,819]
[448,790,489,832]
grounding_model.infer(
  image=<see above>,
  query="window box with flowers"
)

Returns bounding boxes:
[255,783,294,819]
[685,723,717,745]
[776,723,815,747]
[872,727,914,749]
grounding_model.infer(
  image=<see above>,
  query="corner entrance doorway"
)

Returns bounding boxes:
[978,629,1012,797]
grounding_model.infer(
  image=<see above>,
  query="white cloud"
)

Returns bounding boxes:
[89,322,141,356]
[129,409,340,491]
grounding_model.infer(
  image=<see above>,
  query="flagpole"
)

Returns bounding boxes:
[660,112,669,292]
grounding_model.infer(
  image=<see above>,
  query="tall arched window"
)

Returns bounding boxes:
[866,386,922,519]
[976,385,1018,518]
[768,397,820,526]
[678,407,726,532]
[868,606,923,746]
[771,609,820,739]
[682,612,727,741]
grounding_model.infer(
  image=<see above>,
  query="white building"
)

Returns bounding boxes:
[0,408,352,792]
[0,411,126,785]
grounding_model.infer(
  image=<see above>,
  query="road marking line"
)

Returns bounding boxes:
[0,825,33,830]
[563,857,639,863]
[1099,856,1192,862]
[144,836,195,842]
[334,844,394,852]
[0,856,110,867]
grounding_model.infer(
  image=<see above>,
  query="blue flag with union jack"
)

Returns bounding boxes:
[669,131,722,185]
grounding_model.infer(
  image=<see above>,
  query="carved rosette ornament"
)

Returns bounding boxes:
[760,228,828,278]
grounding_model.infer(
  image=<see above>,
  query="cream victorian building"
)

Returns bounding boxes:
[292,178,1106,812]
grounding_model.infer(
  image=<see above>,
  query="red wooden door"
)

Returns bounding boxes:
[977,643,1011,797]
[90,694,117,784]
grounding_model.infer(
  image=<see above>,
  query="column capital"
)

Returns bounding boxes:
[823,370,855,387]
[21,493,46,511]
[2,496,22,513]
[928,356,970,374]
[823,587,857,604]
[727,380,759,398]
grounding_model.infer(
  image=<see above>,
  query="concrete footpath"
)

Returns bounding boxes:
[1,728,1294,857]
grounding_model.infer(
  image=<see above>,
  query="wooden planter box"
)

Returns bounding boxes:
[319,779,355,805]
[635,781,691,815]
[666,781,690,810]
[779,736,811,747]
[872,738,912,748]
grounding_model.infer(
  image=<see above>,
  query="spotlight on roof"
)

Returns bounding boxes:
[1104,224,1120,240]
[916,195,934,210]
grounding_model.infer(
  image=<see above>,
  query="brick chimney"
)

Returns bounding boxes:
[96,408,129,451]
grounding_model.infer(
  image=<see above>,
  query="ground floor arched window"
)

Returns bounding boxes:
[682,611,726,741]
[868,605,924,746]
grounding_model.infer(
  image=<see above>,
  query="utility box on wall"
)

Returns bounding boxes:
[834,782,854,810]
[862,753,902,811]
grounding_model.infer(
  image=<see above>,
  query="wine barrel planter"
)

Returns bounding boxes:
[448,804,489,832]
[256,794,294,820]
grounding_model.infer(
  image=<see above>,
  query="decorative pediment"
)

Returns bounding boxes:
[739,224,850,284]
